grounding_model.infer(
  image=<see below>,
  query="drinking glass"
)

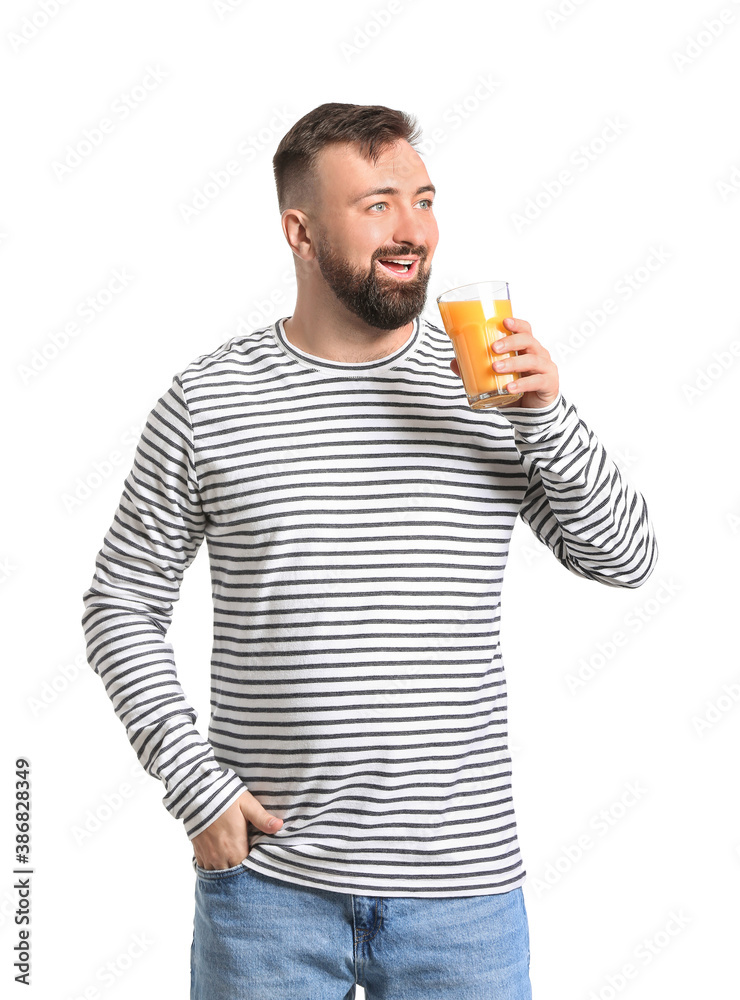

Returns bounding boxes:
[436,280,524,408]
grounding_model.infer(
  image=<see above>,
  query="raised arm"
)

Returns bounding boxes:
[80,376,246,839]
[505,392,658,588]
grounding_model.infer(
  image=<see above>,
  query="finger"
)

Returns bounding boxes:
[198,854,249,871]
[493,354,551,374]
[504,372,555,394]
[492,333,536,353]
[242,798,284,834]
[195,832,250,870]
[195,827,249,867]
[503,317,532,335]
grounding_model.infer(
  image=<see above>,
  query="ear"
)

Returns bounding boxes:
[281,208,315,262]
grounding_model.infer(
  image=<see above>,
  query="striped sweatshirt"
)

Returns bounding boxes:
[81,314,658,898]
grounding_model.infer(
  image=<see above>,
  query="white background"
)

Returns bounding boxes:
[2,1,738,997]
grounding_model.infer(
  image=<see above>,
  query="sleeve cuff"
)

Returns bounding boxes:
[163,760,247,840]
[496,391,566,430]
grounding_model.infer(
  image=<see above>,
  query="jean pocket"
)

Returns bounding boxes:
[192,856,249,880]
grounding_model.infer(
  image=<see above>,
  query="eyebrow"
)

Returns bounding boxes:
[352,184,436,204]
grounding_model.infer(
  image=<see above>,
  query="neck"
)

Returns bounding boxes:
[283,287,414,363]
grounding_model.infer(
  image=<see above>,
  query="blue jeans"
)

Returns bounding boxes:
[190,858,532,999]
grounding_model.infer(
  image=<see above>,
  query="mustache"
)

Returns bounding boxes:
[374,249,426,260]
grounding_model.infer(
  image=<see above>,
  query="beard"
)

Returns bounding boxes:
[314,230,431,331]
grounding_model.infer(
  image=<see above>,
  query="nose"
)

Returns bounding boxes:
[390,203,437,255]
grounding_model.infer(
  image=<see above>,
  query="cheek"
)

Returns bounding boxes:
[364,218,391,247]
[336,217,384,256]
[424,224,440,259]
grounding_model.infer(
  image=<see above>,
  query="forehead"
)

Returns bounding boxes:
[315,140,432,200]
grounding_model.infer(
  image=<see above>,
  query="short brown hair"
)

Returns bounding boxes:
[272,102,422,214]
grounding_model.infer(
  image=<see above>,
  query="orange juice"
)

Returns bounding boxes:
[437,297,523,407]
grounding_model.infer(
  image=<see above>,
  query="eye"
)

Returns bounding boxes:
[368,199,434,212]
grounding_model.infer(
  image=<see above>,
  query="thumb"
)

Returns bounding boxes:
[241,797,283,834]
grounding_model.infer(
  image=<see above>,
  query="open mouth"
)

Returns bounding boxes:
[377,257,420,280]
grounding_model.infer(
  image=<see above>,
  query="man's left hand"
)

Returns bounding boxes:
[449,316,559,409]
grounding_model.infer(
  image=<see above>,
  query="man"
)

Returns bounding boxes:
[82,102,657,999]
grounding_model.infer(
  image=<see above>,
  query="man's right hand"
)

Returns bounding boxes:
[191,790,283,870]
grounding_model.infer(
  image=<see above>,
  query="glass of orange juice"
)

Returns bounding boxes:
[436,280,523,409]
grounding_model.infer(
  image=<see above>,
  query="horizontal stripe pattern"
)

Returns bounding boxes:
[81,315,657,897]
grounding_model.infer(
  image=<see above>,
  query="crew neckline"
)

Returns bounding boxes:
[272,315,424,374]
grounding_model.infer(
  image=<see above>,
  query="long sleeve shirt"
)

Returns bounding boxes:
[81,314,658,898]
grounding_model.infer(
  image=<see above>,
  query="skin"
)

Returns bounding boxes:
[282,139,438,359]
[192,135,561,872]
